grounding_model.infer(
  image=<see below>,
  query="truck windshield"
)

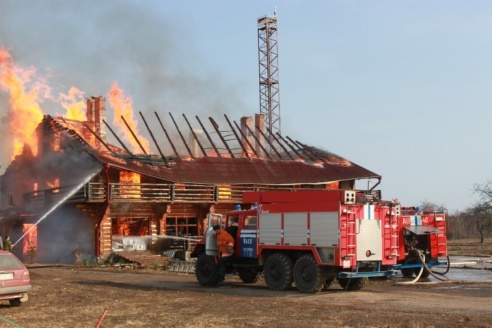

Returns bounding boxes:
[244,216,257,229]
[228,215,239,227]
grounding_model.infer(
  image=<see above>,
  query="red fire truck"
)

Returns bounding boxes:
[391,206,448,277]
[191,190,400,293]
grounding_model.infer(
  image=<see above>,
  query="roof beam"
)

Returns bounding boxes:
[139,111,169,166]
[155,112,180,158]
[102,119,134,156]
[196,115,221,157]
[120,115,148,155]
[169,113,194,159]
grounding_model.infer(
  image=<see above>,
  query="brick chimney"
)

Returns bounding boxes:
[240,116,255,158]
[86,96,107,148]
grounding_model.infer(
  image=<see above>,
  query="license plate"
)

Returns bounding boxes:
[0,273,14,280]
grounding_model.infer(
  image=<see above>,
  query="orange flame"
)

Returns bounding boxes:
[0,48,45,159]
[22,223,38,257]
[60,87,86,121]
[119,171,141,198]
[46,178,60,193]
[329,156,352,167]
[108,82,150,154]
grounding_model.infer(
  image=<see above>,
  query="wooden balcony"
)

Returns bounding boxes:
[23,182,382,213]
[23,182,265,211]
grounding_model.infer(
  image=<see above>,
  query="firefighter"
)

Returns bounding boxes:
[3,236,11,251]
[213,224,234,282]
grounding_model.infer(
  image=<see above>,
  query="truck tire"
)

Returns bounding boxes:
[195,253,220,286]
[263,253,293,291]
[338,277,368,291]
[293,254,324,294]
[401,268,415,278]
[238,268,259,284]
[323,277,335,289]
[9,298,21,307]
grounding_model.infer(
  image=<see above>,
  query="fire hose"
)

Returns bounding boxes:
[395,250,449,285]
[395,251,492,286]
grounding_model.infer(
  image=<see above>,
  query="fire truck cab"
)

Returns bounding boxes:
[191,190,400,293]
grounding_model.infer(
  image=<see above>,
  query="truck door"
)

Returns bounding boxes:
[205,213,222,256]
[239,215,257,258]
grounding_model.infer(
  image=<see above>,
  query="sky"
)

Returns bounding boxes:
[1,0,491,212]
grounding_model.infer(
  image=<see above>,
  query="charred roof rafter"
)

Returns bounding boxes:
[256,126,282,159]
[242,121,271,160]
[195,115,221,157]
[119,115,148,155]
[276,133,304,160]
[265,127,294,160]
[233,120,258,158]
[102,119,134,157]
[224,114,250,159]
[155,112,180,158]
[139,111,169,167]
[82,122,117,156]
[169,113,194,159]
[183,114,207,157]
[209,117,235,158]
[50,111,361,170]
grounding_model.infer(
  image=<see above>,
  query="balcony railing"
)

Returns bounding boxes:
[23,182,267,209]
[23,182,382,210]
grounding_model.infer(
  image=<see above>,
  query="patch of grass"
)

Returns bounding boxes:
[447,238,492,256]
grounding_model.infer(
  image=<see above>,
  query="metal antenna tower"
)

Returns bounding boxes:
[257,10,281,144]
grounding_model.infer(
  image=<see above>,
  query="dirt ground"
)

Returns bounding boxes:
[0,239,491,328]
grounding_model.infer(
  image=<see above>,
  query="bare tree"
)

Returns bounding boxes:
[464,203,492,244]
[474,180,492,202]
[469,181,492,243]
[446,211,471,240]
[419,200,447,213]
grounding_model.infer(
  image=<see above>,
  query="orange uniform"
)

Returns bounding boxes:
[215,228,234,257]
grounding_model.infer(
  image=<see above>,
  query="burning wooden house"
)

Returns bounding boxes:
[0,96,381,264]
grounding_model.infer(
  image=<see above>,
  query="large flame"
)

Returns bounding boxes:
[60,86,86,121]
[0,48,45,159]
[108,82,150,154]
[119,171,141,198]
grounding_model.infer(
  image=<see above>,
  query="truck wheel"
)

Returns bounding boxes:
[338,277,368,291]
[238,268,259,283]
[264,253,293,291]
[323,277,335,290]
[401,268,415,278]
[293,254,324,294]
[195,253,220,286]
[9,298,21,307]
